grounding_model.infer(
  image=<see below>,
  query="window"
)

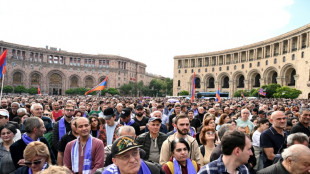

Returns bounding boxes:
[227,66,229,70]
[178,70,181,74]
[234,65,236,70]
[257,62,260,67]
[292,54,295,60]
[266,60,268,65]
[178,80,180,87]
[301,52,304,58]
[185,70,187,73]
[283,56,286,62]
[191,69,193,73]
[205,68,207,72]
[198,69,200,73]
[241,64,244,69]
[219,67,222,71]
[249,63,252,68]
[274,58,277,64]
[212,68,214,72]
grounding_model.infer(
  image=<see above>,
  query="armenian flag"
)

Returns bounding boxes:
[241,91,245,98]
[190,72,195,102]
[85,77,108,95]
[38,85,41,95]
[216,87,221,103]
[0,50,7,79]
[259,88,266,96]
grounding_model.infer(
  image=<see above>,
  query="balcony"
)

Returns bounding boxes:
[283,50,287,54]
[249,58,253,61]
[257,57,261,60]
[302,45,306,49]
[274,53,278,56]
[292,48,297,52]
[265,55,270,58]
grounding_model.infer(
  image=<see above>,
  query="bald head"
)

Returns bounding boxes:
[271,111,285,120]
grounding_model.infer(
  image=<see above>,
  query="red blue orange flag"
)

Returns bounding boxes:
[85,77,108,95]
[216,87,221,103]
[38,84,41,95]
[259,88,266,96]
[190,72,195,102]
[241,91,245,98]
[0,50,7,79]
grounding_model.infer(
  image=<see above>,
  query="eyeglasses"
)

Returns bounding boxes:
[65,109,74,112]
[206,131,215,135]
[43,114,50,116]
[24,159,43,166]
[115,149,139,161]
[0,116,8,119]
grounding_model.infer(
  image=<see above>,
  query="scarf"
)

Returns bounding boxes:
[173,158,196,174]
[59,117,66,140]
[28,162,48,174]
[22,133,39,145]
[190,127,195,137]
[71,136,93,174]
[124,119,135,126]
[102,160,151,174]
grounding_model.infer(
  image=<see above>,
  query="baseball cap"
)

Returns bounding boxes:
[103,108,115,119]
[148,117,162,123]
[111,136,142,157]
[0,110,9,118]
[135,105,144,110]
[120,108,131,118]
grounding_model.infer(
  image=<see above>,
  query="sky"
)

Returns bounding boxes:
[0,0,309,78]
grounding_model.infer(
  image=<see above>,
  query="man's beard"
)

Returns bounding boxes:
[136,113,143,117]
[177,127,188,135]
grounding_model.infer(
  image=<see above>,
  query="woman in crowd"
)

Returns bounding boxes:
[199,126,217,166]
[196,116,216,145]
[216,114,230,131]
[162,138,200,174]
[44,105,51,112]
[89,115,100,137]
[43,111,54,122]
[290,117,299,126]
[74,110,83,117]
[15,141,51,174]
[252,118,270,171]
[0,124,17,174]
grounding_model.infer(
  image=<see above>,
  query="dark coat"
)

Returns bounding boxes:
[257,160,290,174]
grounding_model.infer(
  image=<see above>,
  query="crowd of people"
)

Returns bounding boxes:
[0,95,309,174]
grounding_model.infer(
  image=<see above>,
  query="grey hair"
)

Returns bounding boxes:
[287,132,309,146]
[30,103,43,111]
[218,123,232,140]
[282,144,310,161]
[24,117,42,133]
[17,108,27,114]
[117,126,135,136]
[11,102,20,107]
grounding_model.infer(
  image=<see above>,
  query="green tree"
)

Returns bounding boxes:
[233,90,249,97]
[250,88,259,97]
[65,89,75,95]
[178,90,189,96]
[107,88,120,96]
[28,87,39,95]
[261,84,281,98]
[75,87,88,95]
[119,83,133,96]
[14,85,28,94]
[273,86,302,99]
[2,85,13,94]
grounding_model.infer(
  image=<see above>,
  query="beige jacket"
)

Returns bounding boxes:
[159,133,201,165]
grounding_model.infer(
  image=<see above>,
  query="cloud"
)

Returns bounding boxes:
[0,0,294,78]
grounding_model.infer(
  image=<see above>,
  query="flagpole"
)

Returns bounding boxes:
[0,75,5,103]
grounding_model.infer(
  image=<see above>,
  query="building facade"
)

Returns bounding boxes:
[0,41,159,95]
[174,23,310,99]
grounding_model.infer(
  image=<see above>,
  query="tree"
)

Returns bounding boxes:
[2,85,13,94]
[250,88,259,97]
[273,86,302,99]
[107,88,120,96]
[233,90,250,97]
[14,85,28,94]
[261,83,281,98]
[178,90,189,96]
[28,87,38,95]
[65,89,75,95]
[119,83,133,96]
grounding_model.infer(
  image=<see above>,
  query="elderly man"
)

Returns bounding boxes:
[10,117,56,169]
[136,117,168,163]
[290,109,310,137]
[236,109,255,135]
[199,131,253,174]
[30,103,53,131]
[257,144,310,174]
[102,136,164,174]
[63,117,105,173]
[145,111,168,133]
[260,111,288,168]
[114,103,123,121]
[9,102,19,121]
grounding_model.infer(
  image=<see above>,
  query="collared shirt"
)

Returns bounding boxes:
[290,122,310,136]
[198,155,249,174]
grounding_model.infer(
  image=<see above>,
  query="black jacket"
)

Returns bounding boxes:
[257,160,289,174]
[10,137,56,169]
[136,132,168,160]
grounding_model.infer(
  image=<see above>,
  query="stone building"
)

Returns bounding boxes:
[174,23,310,99]
[0,41,159,95]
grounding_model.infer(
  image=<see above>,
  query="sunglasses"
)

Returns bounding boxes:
[206,131,215,135]
[24,159,43,166]
[43,114,50,116]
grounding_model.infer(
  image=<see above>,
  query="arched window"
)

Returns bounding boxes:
[283,56,286,62]
[266,60,268,65]
[274,58,277,64]
[292,54,295,60]
[178,80,180,87]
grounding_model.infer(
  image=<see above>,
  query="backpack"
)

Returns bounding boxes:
[200,145,205,157]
